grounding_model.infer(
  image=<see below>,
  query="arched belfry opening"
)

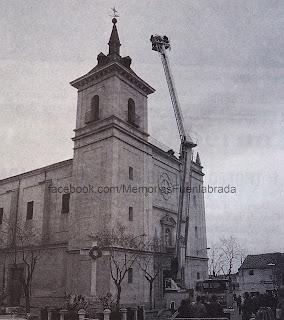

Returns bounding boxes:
[91,95,100,121]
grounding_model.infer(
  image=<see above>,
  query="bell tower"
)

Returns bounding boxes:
[70,18,155,143]
[69,19,155,250]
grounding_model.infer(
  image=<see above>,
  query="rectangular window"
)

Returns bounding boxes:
[129,206,133,221]
[26,201,34,220]
[61,193,70,214]
[129,167,133,180]
[249,270,254,275]
[128,268,133,284]
[193,195,197,208]
[0,208,3,224]
[197,272,200,280]
[195,226,198,238]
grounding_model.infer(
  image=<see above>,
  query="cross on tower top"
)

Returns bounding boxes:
[108,8,121,55]
[110,7,119,19]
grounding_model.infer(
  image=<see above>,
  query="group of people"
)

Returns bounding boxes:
[235,291,279,320]
[176,288,284,320]
[177,295,224,318]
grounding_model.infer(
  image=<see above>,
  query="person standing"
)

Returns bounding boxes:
[237,295,242,315]
[251,293,261,315]
[192,296,207,318]
[242,292,253,320]
[276,287,284,320]
[207,295,224,318]
[178,298,193,318]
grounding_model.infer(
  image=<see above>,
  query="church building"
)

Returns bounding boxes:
[0,18,208,308]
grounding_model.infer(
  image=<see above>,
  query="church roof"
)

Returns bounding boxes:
[239,252,284,270]
[0,159,73,185]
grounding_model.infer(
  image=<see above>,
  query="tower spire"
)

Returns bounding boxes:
[108,17,121,56]
[196,152,201,165]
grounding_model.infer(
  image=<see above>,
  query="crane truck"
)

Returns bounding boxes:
[150,35,196,287]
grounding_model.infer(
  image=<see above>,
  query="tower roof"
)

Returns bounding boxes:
[70,18,155,95]
[108,18,121,56]
[86,17,133,71]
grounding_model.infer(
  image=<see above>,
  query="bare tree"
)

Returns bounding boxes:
[90,224,145,310]
[14,224,41,313]
[219,236,246,278]
[208,242,224,277]
[209,236,247,278]
[0,216,41,313]
[137,255,161,310]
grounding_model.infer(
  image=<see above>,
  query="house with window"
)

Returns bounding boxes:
[0,18,208,308]
[238,253,284,294]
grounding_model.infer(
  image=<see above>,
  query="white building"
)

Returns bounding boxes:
[238,253,284,294]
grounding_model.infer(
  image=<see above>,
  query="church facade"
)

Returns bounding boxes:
[0,19,208,308]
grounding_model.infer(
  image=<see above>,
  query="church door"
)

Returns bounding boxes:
[8,265,24,306]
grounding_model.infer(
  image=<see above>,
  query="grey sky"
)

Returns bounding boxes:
[0,0,283,254]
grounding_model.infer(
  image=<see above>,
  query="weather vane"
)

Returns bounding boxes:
[110,7,119,18]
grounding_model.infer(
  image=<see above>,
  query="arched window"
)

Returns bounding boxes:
[91,95,100,121]
[128,98,135,124]
[165,228,172,247]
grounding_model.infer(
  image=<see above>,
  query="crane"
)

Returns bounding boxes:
[150,35,196,285]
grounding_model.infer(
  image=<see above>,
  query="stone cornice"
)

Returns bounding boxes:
[191,167,205,177]
[0,242,68,253]
[73,117,204,176]
[153,205,178,215]
[70,61,155,96]
[67,245,173,256]
[73,117,184,168]
[186,255,209,261]
[73,115,149,141]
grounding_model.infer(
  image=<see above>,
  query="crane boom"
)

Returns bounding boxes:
[150,35,193,144]
[150,34,196,285]
[160,49,186,141]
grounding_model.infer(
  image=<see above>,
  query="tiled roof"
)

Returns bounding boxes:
[239,252,284,270]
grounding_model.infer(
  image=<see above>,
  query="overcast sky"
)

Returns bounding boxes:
[0,0,283,255]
